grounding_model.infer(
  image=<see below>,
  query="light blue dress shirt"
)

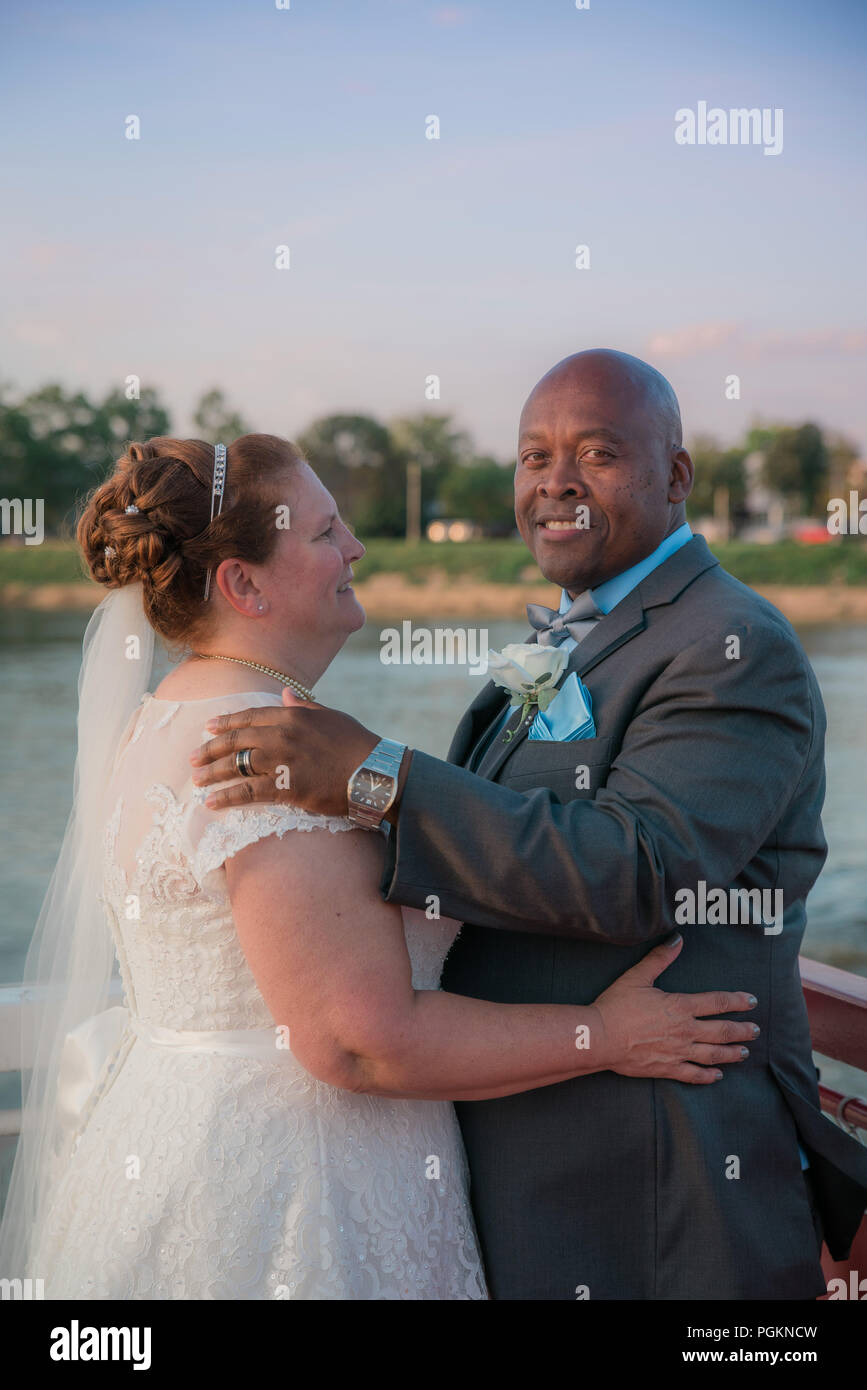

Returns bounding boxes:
[487,522,694,744]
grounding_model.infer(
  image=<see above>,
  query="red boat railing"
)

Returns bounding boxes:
[800,956,867,1132]
[799,957,867,1296]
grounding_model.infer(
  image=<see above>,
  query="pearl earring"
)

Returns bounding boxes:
[257,603,265,613]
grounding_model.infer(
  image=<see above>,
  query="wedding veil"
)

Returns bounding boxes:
[0,584,154,1280]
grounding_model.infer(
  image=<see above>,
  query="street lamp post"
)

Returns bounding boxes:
[406,458,421,543]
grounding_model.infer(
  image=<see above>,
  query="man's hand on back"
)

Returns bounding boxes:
[189,689,410,819]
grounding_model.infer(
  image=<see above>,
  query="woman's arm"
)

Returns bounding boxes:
[226,825,757,1102]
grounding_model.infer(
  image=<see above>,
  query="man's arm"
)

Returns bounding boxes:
[379,622,825,945]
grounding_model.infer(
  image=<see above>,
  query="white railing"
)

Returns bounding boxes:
[0,980,124,1138]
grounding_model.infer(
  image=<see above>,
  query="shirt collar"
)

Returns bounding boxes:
[559,522,693,617]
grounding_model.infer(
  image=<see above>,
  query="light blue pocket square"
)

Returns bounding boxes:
[528,671,596,741]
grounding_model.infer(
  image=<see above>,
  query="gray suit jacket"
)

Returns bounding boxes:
[381,534,867,1299]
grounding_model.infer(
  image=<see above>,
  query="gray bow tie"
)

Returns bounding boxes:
[526,590,604,647]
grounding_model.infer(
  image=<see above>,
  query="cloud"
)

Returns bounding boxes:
[433,6,469,25]
[647,322,867,360]
[746,329,867,359]
[647,321,738,356]
[21,242,78,270]
[340,79,376,96]
[12,318,63,347]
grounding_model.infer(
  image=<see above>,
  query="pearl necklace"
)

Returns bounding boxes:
[195,653,315,702]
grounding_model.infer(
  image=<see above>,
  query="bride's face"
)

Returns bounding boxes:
[261,461,366,646]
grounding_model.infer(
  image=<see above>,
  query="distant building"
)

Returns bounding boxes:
[426,519,483,543]
[739,451,787,542]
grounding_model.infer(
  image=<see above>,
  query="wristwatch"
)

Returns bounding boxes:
[346,738,407,829]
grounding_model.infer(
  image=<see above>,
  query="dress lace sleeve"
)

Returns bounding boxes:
[189,799,359,883]
[143,693,365,886]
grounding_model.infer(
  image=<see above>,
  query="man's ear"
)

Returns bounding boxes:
[669,447,694,503]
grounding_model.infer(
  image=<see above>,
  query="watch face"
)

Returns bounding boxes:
[351,768,396,814]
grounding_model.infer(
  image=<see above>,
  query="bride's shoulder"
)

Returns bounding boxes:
[151,660,284,705]
[116,686,283,769]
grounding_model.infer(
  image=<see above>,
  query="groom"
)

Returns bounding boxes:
[194,349,867,1299]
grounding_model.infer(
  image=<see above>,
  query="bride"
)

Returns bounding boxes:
[0,433,759,1300]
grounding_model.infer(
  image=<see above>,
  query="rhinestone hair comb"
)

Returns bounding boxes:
[203,443,227,601]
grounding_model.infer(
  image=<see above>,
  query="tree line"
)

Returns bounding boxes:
[0,381,858,539]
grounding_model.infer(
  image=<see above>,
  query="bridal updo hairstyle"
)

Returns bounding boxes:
[78,434,304,643]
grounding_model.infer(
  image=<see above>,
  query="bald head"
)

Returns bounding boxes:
[522,349,683,451]
[514,348,694,593]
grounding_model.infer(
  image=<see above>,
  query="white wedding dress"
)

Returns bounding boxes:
[33,691,488,1300]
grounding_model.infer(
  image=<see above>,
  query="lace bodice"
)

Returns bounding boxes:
[34,688,486,1301]
[102,692,460,1031]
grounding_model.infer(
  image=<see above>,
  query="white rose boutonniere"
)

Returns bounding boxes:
[487,642,569,742]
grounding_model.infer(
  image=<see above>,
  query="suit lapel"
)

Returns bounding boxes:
[465,535,720,783]
[473,699,530,780]
[567,587,646,679]
[447,678,509,767]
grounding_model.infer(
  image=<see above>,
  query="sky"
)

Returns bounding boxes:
[2,0,866,459]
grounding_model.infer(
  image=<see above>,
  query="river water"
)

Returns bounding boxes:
[1,608,865,984]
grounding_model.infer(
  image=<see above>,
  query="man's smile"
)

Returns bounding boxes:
[536,515,598,540]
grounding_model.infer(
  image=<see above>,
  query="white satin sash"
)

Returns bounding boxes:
[57,1008,290,1137]
[129,1014,284,1058]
